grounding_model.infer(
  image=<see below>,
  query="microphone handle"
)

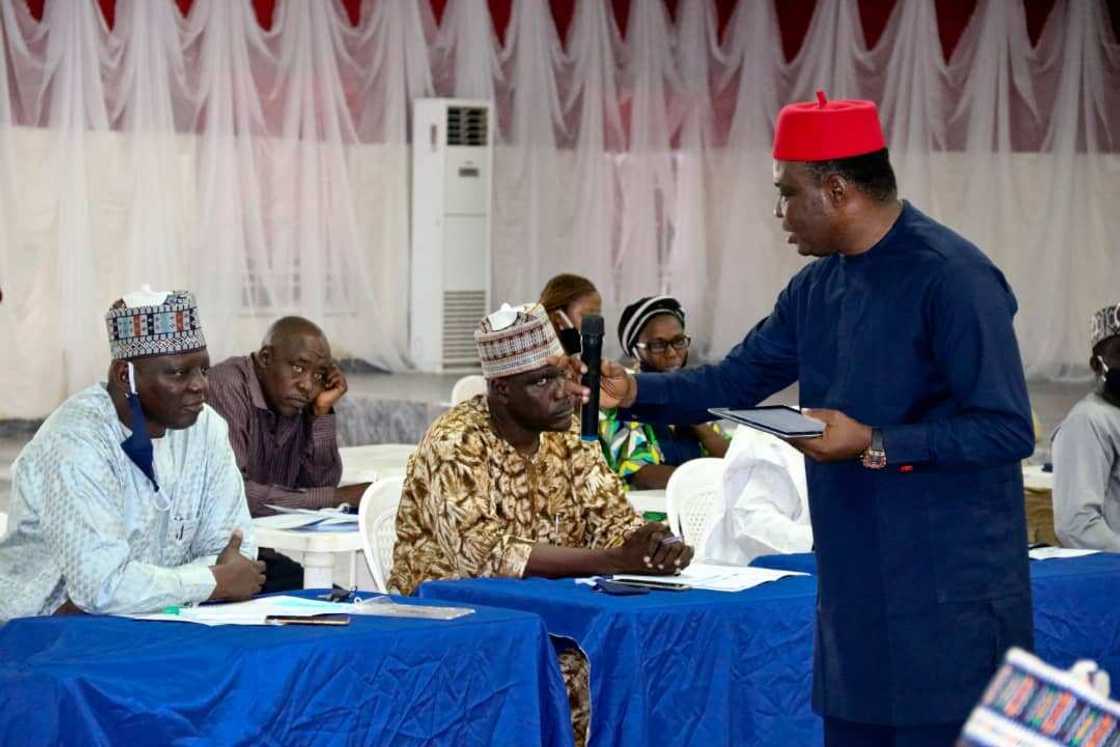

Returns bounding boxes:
[580,339,602,442]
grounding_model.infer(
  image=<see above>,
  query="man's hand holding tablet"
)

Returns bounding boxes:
[711,406,874,464]
[709,406,825,438]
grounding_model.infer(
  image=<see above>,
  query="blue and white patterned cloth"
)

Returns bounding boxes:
[0,385,255,621]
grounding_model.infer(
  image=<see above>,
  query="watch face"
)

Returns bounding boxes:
[862,451,887,469]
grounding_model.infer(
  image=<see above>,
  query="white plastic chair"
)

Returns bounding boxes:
[450,374,487,406]
[0,511,7,537]
[369,508,399,594]
[665,457,727,560]
[357,476,405,592]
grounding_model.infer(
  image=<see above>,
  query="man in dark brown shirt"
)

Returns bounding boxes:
[207,316,370,589]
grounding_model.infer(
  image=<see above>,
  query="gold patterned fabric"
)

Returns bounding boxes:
[389,395,646,596]
[559,648,591,747]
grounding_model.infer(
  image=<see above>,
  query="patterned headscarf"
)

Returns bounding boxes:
[106,286,206,361]
[618,295,686,357]
[1090,303,1120,350]
[474,303,564,380]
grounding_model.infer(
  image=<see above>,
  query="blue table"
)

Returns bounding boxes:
[420,553,1120,747]
[0,592,574,747]
[752,551,1120,683]
[420,575,820,746]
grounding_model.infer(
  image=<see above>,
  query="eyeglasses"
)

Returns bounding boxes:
[635,336,691,355]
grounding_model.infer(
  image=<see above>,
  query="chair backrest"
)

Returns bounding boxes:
[360,475,405,519]
[450,375,487,406]
[369,508,399,594]
[357,476,405,592]
[665,457,727,560]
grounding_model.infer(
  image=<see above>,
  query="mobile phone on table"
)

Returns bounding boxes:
[265,613,351,626]
[611,578,691,592]
[594,578,650,596]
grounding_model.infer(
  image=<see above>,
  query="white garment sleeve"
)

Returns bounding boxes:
[38,435,218,615]
[1052,413,1120,551]
[188,411,258,563]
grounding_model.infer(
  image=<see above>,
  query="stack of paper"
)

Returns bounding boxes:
[124,595,475,626]
[611,562,807,592]
[254,506,358,531]
[126,595,347,626]
[1028,547,1099,561]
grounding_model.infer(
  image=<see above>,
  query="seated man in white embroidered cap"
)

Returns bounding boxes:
[389,302,694,747]
[0,287,264,621]
[1053,302,1120,551]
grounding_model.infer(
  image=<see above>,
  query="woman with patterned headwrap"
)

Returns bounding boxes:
[598,296,728,490]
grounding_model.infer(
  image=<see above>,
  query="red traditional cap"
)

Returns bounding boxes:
[772,90,886,162]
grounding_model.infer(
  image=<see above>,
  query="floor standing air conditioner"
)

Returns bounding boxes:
[410,98,493,372]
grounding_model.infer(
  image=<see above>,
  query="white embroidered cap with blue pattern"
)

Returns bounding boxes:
[105,285,207,361]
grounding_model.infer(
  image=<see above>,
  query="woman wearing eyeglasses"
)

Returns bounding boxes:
[599,296,729,489]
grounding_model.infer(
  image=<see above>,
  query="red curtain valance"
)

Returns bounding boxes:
[23,1,1120,64]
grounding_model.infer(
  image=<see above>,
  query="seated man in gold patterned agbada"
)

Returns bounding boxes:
[389,302,694,747]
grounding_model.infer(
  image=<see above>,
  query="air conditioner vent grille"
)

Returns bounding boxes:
[442,290,486,368]
[447,106,488,147]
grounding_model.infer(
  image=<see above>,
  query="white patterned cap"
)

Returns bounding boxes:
[1091,303,1120,350]
[474,303,564,380]
[105,286,207,361]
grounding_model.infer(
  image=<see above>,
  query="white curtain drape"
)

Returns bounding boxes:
[0,0,1117,418]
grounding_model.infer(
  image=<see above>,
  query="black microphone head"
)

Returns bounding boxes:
[580,314,604,337]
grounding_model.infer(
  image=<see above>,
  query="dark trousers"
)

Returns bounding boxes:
[823,717,964,747]
[259,547,304,593]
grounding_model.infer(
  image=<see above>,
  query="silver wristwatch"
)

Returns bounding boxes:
[861,428,886,470]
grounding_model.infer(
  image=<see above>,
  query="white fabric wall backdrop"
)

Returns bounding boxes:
[0,0,1117,418]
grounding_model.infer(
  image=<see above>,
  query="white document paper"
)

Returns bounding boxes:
[1021,464,1054,492]
[125,595,348,626]
[255,507,358,530]
[1028,547,1100,560]
[124,595,475,626]
[610,562,807,592]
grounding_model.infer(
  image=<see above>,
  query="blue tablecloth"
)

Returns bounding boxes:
[0,592,574,747]
[421,553,1120,747]
[752,552,1120,682]
[420,575,820,746]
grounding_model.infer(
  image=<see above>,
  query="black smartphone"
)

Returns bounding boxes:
[265,613,351,626]
[594,579,650,596]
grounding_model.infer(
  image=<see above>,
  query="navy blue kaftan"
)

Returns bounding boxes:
[630,202,1035,724]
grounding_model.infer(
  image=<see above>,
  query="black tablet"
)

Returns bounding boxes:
[708,405,825,439]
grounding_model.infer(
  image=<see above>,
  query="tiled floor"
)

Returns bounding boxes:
[0,376,1089,515]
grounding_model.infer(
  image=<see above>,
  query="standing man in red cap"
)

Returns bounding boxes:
[593,91,1035,744]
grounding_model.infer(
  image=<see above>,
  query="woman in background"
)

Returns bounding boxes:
[599,295,728,489]
[539,274,602,355]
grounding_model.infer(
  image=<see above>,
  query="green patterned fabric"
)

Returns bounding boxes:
[598,408,665,482]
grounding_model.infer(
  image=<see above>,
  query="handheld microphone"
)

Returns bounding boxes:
[579,314,604,442]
